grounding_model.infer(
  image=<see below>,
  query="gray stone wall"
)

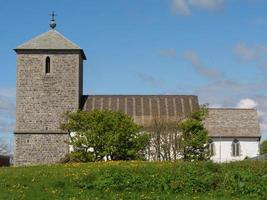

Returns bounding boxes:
[14,134,69,165]
[15,51,83,165]
[16,52,82,132]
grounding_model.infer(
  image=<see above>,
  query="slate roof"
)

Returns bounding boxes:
[15,30,86,59]
[82,97,261,138]
[82,95,199,126]
[205,108,261,138]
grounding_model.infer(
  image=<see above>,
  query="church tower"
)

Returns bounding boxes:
[14,14,86,165]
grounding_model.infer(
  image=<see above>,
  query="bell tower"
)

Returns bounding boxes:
[14,14,86,165]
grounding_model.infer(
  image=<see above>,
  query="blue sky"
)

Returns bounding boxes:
[1,0,267,151]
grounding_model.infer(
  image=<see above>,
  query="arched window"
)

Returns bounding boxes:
[208,139,215,156]
[232,139,240,156]
[45,56,50,74]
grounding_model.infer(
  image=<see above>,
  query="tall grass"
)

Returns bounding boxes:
[0,161,266,199]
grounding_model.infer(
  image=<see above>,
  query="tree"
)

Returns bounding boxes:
[260,140,267,155]
[144,117,180,161]
[0,139,9,156]
[177,105,210,161]
[62,110,149,162]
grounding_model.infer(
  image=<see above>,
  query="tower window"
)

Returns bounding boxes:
[232,139,240,157]
[45,56,50,74]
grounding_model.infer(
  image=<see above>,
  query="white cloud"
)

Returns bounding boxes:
[233,43,256,62]
[251,96,267,136]
[235,98,267,141]
[258,110,267,132]
[189,0,224,9]
[171,0,224,16]
[236,98,258,109]
[233,42,267,62]
[171,0,191,16]
[235,98,267,139]
[184,50,224,79]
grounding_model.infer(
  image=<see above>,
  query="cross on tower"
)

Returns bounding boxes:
[49,11,57,21]
[49,11,57,29]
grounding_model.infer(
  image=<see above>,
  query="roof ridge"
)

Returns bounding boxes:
[15,29,82,50]
[209,108,257,111]
[83,94,198,97]
[16,30,51,49]
[15,29,86,59]
[52,30,81,49]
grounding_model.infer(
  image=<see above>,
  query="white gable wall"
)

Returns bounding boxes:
[210,137,260,163]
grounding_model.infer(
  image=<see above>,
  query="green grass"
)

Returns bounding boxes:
[0,161,266,200]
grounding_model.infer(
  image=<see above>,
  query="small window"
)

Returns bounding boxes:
[45,56,50,74]
[208,139,215,156]
[232,139,240,157]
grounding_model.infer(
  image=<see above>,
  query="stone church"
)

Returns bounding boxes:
[14,18,261,165]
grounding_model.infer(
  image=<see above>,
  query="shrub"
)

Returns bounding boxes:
[62,110,150,162]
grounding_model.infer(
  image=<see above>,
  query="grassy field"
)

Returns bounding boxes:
[0,161,266,200]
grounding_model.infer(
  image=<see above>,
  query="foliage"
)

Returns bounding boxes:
[260,140,267,155]
[0,139,8,156]
[144,117,180,161]
[61,110,149,162]
[0,161,266,199]
[177,104,210,161]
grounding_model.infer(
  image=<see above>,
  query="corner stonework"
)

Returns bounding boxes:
[14,134,69,165]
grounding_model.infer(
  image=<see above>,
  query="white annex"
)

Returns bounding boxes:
[69,108,261,163]
[205,109,261,162]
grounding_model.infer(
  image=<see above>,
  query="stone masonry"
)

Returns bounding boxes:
[14,43,84,165]
[15,134,69,165]
[16,52,82,132]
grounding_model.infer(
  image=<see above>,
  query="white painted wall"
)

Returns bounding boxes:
[69,132,75,152]
[210,137,260,163]
[69,132,260,163]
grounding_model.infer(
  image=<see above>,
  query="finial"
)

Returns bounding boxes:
[49,11,57,29]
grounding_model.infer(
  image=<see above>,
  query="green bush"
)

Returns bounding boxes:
[62,110,149,162]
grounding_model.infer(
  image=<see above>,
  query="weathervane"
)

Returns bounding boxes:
[49,11,57,29]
